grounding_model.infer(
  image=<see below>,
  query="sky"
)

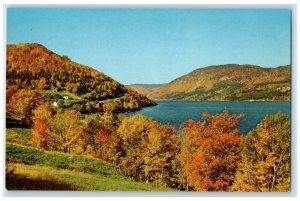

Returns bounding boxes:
[6,8,291,85]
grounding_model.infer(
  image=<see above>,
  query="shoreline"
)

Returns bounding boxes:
[153,99,291,103]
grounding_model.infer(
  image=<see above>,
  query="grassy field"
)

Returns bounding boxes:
[6,128,32,146]
[36,90,82,100]
[6,143,173,191]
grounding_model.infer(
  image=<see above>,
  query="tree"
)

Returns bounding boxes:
[37,77,49,90]
[117,115,180,186]
[103,101,115,114]
[6,88,17,104]
[178,109,242,191]
[7,89,45,126]
[32,102,54,122]
[31,102,55,149]
[62,55,71,61]
[231,112,290,192]
[142,123,180,185]
[49,110,83,153]
[81,117,100,155]
[31,119,51,149]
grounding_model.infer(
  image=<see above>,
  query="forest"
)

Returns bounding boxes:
[5,43,290,191]
[147,64,291,101]
[6,89,290,191]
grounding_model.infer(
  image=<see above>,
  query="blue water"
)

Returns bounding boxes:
[132,101,291,134]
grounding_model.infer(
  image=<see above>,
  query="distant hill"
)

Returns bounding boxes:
[6,43,156,113]
[148,64,291,101]
[127,84,163,96]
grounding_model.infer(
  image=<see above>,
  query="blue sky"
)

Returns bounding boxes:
[7,8,290,84]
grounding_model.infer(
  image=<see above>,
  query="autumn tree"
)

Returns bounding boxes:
[37,77,49,90]
[178,109,242,191]
[6,88,17,104]
[32,101,54,122]
[117,115,180,186]
[31,119,50,149]
[231,112,290,192]
[31,102,55,149]
[78,113,122,163]
[94,123,114,160]
[142,123,180,185]
[49,110,83,153]
[81,116,100,155]
[103,101,115,114]
[7,89,45,126]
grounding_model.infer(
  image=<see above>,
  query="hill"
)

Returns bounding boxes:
[6,143,172,191]
[6,126,172,191]
[148,64,291,101]
[127,84,163,96]
[6,43,156,114]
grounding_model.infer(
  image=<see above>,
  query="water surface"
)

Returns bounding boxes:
[132,101,291,133]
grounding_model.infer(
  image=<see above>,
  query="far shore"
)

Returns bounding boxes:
[153,99,291,102]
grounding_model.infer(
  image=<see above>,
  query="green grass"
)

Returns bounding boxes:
[6,163,172,191]
[6,144,174,191]
[6,144,119,175]
[6,128,32,146]
[37,90,82,100]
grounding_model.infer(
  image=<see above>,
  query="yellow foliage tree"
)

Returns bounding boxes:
[231,112,290,192]
[117,115,180,186]
[49,110,83,153]
[7,89,44,126]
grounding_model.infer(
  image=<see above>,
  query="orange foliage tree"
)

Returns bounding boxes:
[31,102,54,149]
[37,77,49,90]
[178,109,242,191]
[31,119,50,149]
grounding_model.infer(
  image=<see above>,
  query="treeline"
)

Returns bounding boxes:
[6,43,156,113]
[6,89,155,129]
[27,98,290,191]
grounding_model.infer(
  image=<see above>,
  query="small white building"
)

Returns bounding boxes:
[53,101,58,107]
[62,95,69,100]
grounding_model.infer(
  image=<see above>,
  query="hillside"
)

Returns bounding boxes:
[6,143,172,191]
[148,64,291,101]
[6,127,174,191]
[6,43,156,114]
[127,84,163,96]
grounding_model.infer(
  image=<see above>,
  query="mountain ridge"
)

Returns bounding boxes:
[147,64,290,101]
[126,84,163,97]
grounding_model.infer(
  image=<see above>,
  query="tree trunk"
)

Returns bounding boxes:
[186,178,189,191]
[270,165,278,191]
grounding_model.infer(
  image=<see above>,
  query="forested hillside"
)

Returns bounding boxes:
[6,43,156,115]
[127,84,162,96]
[148,64,291,101]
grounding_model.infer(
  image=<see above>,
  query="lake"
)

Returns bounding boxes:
[132,101,291,134]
